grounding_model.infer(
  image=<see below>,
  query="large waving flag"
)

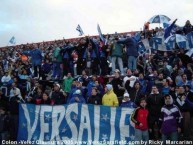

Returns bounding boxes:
[153,36,170,51]
[9,36,16,44]
[97,24,106,43]
[76,24,84,36]
[164,34,188,49]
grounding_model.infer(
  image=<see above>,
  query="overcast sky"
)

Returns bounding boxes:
[0,0,193,47]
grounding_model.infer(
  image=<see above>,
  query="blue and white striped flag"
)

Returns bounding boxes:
[9,36,16,44]
[76,24,84,36]
[97,24,106,43]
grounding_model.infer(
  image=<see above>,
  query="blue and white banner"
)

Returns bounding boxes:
[18,103,135,145]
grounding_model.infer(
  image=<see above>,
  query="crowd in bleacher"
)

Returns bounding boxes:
[0,19,193,143]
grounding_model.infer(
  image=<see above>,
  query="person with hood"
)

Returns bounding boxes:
[102,84,119,107]
[120,92,137,108]
[131,98,149,144]
[183,20,193,35]
[69,89,86,104]
[159,94,182,145]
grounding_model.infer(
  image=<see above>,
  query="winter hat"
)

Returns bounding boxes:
[114,69,120,73]
[106,84,113,91]
[74,89,81,95]
[123,92,130,98]
[54,83,60,88]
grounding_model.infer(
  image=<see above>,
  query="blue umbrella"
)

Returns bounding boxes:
[164,34,188,49]
[148,15,170,23]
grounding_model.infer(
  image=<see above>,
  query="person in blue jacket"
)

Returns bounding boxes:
[120,92,137,108]
[117,34,138,71]
[23,44,43,78]
[69,89,86,104]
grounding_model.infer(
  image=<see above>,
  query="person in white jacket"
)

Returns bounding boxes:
[9,83,24,102]
[1,71,11,85]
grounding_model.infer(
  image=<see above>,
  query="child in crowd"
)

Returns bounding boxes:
[131,98,149,145]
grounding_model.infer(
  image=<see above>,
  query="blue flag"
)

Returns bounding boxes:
[133,32,141,43]
[18,104,135,144]
[138,41,146,55]
[9,36,16,44]
[153,37,162,49]
[165,41,175,50]
[97,24,106,43]
[76,24,84,36]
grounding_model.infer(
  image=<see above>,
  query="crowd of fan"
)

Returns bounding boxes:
[0,20,193,143]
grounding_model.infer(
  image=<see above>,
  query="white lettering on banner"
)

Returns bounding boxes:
[51,106,66,141]
[63,103,78,141]
[19,104,135,143]
[78,105,92,144]
[110,107,116,141]
[39,106,52,140]
[94,105,100,142]
[22,104,40,140]
[119,108,132,142]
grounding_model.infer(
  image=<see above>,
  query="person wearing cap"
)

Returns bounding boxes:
[69,89,86,104]
[102,84,119,107]
[66,80,85,103]
[159,94,182,145]
[51,83,66,105]
[110,34,124,75]
[120,92,137,108]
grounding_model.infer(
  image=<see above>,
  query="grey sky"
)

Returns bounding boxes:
[0,0,193,47]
